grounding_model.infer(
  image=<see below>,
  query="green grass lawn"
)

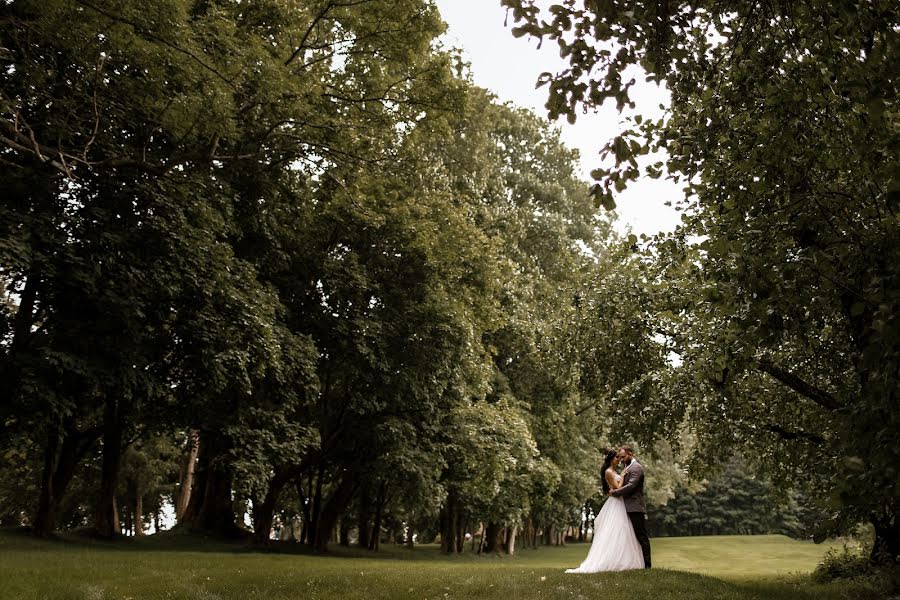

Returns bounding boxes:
[0,530,857,600]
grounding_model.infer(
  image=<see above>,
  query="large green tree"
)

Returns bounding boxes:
[508,0,899,562]
[0,0,461,538]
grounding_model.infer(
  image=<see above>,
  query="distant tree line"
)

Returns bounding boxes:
[646,457,827,539]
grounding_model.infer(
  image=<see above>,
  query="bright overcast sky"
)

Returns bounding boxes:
[433,0,682,238]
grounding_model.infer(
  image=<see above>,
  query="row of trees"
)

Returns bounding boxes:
[0,0,668,552]
[3,0,896,564]
[646,457,826,539]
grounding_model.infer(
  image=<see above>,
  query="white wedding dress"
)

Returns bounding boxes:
[565,473,645,573]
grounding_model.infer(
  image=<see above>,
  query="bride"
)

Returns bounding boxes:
[565,449,645,573]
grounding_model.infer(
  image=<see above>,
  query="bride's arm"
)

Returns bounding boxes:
[605,469,621,491]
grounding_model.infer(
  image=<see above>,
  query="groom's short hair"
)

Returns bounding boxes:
[621,444,635,455]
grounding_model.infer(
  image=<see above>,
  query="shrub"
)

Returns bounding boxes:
[814,543,899,598]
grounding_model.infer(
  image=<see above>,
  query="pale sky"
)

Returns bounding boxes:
[433,0,682,238]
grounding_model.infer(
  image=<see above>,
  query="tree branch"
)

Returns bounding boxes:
[765,423,827,446]
[757,357,844,411]
[72,0,237,89]
[285,2,336,67]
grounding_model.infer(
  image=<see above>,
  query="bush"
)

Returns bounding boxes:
[814,544,899,598]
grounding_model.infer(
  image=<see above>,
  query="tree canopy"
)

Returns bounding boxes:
[0,0,647,553]
[1,0,895,566]
[507,0,899,562]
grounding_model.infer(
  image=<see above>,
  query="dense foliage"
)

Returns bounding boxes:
[507,0,899,562]
[647,457,825,539]
[2,0,894,565]
[0,0,655,552]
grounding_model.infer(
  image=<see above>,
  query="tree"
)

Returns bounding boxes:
[1,0,460,539]
[509,0,899,562]
[649,455,826,539]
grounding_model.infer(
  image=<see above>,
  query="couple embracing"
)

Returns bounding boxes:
[566,445,652,573]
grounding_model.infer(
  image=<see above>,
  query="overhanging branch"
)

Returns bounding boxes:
[765,423,827,446]
[757,357,844,411]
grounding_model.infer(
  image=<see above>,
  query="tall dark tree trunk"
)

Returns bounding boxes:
[449,505,458,554]
[313,474,356,553]
[33,420,99,537]
[440,488,460,554]
[484,521,502,553]
[181,433,241,537]
[34,424,64,538]
[339,518,351,546]
[252,469,290,544]
[439,504,450,553]
[307,465,324,546]
[94,395,124,538]
[871,504,900,564]
[358,481,372,549]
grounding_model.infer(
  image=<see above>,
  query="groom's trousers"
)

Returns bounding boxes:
[627,512,652,568]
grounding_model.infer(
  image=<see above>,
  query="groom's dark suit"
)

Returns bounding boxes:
[610,459,651,568]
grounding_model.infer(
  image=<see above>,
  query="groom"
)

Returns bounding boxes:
[609,445,652,568]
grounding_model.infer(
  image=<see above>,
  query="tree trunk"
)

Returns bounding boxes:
[871,506,900,564]
[94,395,124,538]
[314,474,356,552]
[175,430,199,522]
[358,482,372,549]
[252,469,290,544]
[308,465,324,547]
[439,503,451,553]
[448,499,458,554]
[181,434,241,537]
[438,488,466,554]
[484,522,503,553]
[297,477,312,545]
[33,421,99,537]
[506,525,518,556]
[134,492,144,536]
[34,424,64,538]
[339,518,351,546]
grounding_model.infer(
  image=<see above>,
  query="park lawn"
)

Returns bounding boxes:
[0,530,854,600]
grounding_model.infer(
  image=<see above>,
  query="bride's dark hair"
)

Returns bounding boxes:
[600,448,618,494]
